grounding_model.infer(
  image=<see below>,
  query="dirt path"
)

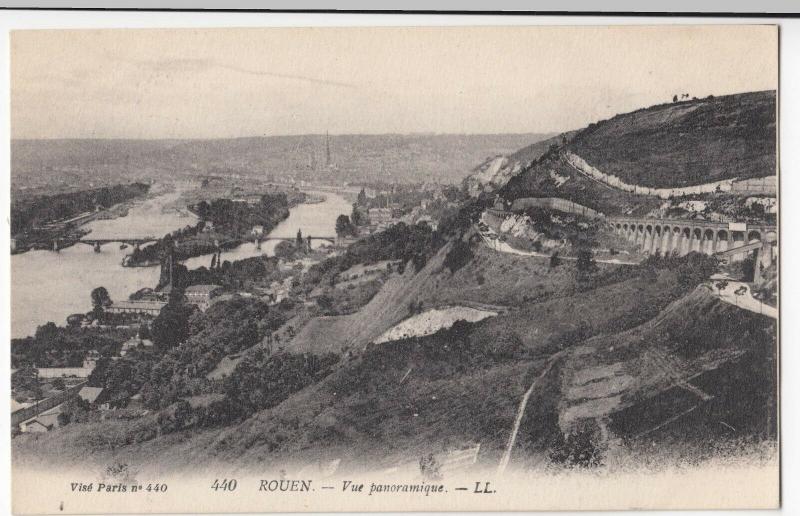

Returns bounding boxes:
[477,221,639,266]
[496,354,564,475]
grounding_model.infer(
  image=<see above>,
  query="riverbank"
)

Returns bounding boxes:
[11,182,152,255]
[11,187,353,338]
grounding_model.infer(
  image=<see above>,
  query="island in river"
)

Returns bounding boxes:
[122,190,307,268]
[10,183,351,339]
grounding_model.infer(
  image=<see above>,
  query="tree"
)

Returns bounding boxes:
[335,214,353,237]
[549,251,561,269]
[91,286,112,309]
[673,94,678,103]
[138,323,152,340]
[296,229,304,248]
[576,249,597,275]
[12,365,41,398]
[151,301,194,351]
[51,378,66,391]
[274,240,296,260]
[351,204,365,226]
[195,200,211,218]
[443,239,473,273]
[357,188,367,206]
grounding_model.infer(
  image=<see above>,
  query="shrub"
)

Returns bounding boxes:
[444,239,474,273]
[548,420,607,468]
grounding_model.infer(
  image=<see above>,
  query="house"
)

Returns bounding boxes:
[105,300,167,317]
[37,366,94,379]
[78,386,104,404]
[20,405,62,433]
[83,352,100,369]
[21,417,55,433]
[415,215,438,231]
[120,336,155,356]
[368,208,394,225]
[184,284,223,311]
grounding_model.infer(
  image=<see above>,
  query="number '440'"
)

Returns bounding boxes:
[211,479,238,492]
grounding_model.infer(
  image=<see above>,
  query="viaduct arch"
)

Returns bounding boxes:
[609,216,777,267]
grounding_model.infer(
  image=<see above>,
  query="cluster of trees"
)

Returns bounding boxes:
[223,350,340,414]
[11,323,130,369]
[193,193,292,238]
[177,254,287,291]
[548,419,607,468]
[90,347,341,442]
[91,297,294,411]
[641,250,719,288]
[335,214,358,238]
[127,193,295,267]
[126,225,208,266]
[303,222,443,290]
[11,182,150,234]
[443,238,474,273]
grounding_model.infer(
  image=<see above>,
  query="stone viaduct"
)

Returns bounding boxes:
[609,216,777,266]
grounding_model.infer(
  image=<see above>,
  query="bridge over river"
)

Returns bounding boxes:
[53,234,339,253]
[76,237,158,252]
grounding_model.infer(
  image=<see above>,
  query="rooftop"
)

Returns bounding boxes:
[185,284,223,294]
[109,300,167,311]
[78,386,104,404]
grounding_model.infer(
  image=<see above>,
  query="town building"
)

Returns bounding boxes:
[37,366,95,379]
[105,300,167,316]
[415,215,438,231]
[120,336,155,356]
[184,284,223,311]
[368,208,394,225]
[19,403,65,433]
[78,386,109,409]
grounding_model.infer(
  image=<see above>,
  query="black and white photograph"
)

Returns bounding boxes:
[5,19,780,513]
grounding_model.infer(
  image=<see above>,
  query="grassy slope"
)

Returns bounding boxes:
[499,90,775,217]
[15,256,742,472]
[287,241,455,355]
[560,286,776,445]
[569,91,776,188]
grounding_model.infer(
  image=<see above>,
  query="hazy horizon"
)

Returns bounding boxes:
[10,131,555,142]
[11,26,777,140]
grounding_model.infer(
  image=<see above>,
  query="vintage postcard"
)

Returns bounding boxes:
[8,23,778,513]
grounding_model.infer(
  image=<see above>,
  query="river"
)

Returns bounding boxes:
[11,186,351,339]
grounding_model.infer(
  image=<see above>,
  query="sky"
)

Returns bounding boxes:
[11,25,778,139]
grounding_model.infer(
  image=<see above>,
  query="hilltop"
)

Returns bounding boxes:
[569,90,776,188]
[494,90,776,218]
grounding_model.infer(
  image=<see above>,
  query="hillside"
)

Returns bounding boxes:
[11,133,550,193]
[12,244,776,475]
[496,90,776,217]
[569,90,776,188]
[463,132,566,197]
